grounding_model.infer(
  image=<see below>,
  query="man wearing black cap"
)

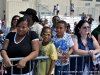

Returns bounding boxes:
[19,8,43,40]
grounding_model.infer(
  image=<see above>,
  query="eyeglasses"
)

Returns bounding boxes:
[82,26,90,29]
[42,33,51,36]
[13,19,19,21]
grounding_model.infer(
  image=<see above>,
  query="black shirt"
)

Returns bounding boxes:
[5,31,38,74]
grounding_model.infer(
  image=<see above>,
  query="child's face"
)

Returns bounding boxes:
[42,29,52,43]
[56,23,66,37]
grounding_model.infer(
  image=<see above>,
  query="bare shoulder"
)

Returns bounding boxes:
[91,35,96,40]
[98,34,100,37]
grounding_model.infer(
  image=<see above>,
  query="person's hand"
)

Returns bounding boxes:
[92,54,96,60]
[89,50,96,54]
[88,50,93,56]
[88,50,94,56]
[57,52,63,59]
[3,57,12,68]
[16,59,27,68]
[64,52,70,59]
[88,50,96,60]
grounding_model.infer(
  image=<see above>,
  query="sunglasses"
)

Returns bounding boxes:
[82,26,90,29]
[42,33,51,36]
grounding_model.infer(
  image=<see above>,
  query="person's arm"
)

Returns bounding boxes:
[72,36,90,55]
[47,60,55,75]
[69,47,73,54]
[1,40,13,67]
[91,35,100,54]
[98,34,100,45]
[64,47,73,59]
[48,44,57,75]
[1,40,9,58]
[16,40,39,68]
[57,52,63,59]
[22,40,39,61]
[37,24,43,41]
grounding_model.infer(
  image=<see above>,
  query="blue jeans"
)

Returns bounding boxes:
[55,65,69,75]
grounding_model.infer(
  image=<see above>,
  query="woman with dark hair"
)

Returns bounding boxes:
[10,15,20,32]
[70,20,100,75]
[66,23,72,34]
[1,15,20,35]
[1,16,39,75]
[0,15,20,49]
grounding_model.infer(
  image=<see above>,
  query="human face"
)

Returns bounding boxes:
[42,29,52,43]
[79,22,90,35]
[12,17,20,27]
[17,21,29,36]
[24,13,32,22]
[56,23,66,37]
[52,17,60,27]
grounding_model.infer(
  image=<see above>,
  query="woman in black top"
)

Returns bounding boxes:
[1,16,39,75]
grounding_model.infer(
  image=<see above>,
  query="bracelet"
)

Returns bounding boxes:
[0,49,6,51]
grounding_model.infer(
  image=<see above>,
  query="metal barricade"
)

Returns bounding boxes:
[0,55,99,75]
[69,54,99,75]
[54,54,99,75]
[0,56,49,75]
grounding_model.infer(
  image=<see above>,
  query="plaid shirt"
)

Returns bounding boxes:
[51,32,74,66]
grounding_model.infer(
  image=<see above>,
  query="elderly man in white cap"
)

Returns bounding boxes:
[19,8,43,40]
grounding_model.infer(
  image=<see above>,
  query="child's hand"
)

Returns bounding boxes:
[64,52,70,59]
[57,52,63,59]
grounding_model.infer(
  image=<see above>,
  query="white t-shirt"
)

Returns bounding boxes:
[56,5,60,11]
[30,22,43,40]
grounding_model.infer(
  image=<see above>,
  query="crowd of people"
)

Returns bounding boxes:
[0,7,100,75]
